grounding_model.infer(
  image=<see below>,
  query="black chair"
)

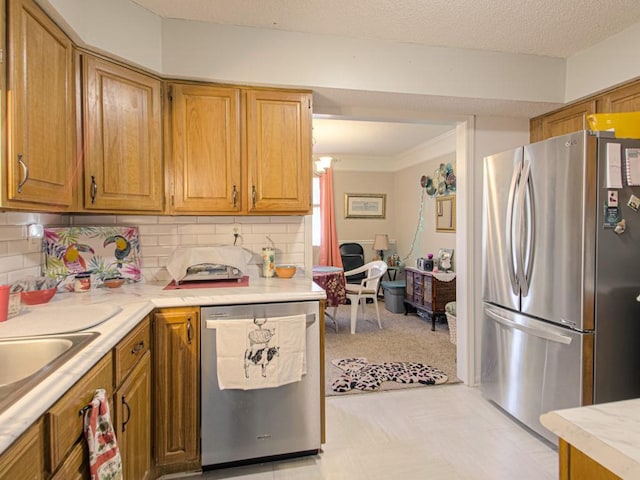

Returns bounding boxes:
[339,243,366,284]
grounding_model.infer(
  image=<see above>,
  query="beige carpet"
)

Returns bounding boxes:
[324,299,460,396]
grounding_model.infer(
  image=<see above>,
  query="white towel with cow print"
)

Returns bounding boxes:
[213,314,307,390]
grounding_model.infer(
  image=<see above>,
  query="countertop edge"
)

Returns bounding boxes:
[541,409,640,478]
[0,282,326,456]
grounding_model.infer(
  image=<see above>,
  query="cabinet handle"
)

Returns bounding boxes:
[187,317,192,344]
[252,185,257,207]
[17,154,28,193]
[90,176,97,204]
[130,340,144,355]
[122,395,131,432]
[232,184,238,208]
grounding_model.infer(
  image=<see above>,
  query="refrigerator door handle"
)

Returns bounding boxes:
[523,163,535,295]
[506,160,522,295]
[515,159,532,296]
[485,307,572,345]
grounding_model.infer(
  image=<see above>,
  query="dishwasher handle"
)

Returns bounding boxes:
[205,313,316,329]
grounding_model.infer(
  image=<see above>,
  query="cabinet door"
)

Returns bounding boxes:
[169,84,241,213]
[537,100,596,142]
[83,55,163,212]
[0,419,44,479]
[245,90,312,214]
[153,307,200,473]
[115,351,151,480]
[6,0,75,208]
[597,80,640,113]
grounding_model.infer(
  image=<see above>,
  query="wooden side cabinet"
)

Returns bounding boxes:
[559,439,621,480]
[5,0,76,210]
[152,307,200,477]
[404,267,456,331]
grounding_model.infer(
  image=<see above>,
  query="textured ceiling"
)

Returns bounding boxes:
[130,0,640,160]
[131,0,640,58]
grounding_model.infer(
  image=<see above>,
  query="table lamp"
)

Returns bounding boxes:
[372,234,389,261]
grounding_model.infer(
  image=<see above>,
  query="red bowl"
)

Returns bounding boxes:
[20,287,56,305]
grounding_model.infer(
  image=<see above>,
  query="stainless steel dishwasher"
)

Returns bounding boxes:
[200,301,321,468]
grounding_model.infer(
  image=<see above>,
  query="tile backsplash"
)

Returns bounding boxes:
[0,212,308,284]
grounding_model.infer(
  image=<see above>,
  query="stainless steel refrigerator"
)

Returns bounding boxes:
[481,130,640,444]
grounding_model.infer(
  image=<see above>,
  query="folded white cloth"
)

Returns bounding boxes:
[211,314,307,390]
[166,246,256,282]
[432,271,456,282]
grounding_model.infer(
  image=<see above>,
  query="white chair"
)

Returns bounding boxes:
[343,260,388,334]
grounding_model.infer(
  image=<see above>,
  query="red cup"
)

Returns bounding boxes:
[0,285,9,322]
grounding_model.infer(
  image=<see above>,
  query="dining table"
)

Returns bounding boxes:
[312,265,346,332]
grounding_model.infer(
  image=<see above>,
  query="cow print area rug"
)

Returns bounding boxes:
[331,357,448,393]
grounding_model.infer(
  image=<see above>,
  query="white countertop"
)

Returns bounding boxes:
[541,399,640,479]
[0,277,325,455]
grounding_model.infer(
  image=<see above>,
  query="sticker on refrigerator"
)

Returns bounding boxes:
[608,190,619,207]
[603,204,622,228]
[628,194,640,212]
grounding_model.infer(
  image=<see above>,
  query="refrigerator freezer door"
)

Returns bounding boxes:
[482,147,522,312]
[521,131,595,330]
[481,304,590,444]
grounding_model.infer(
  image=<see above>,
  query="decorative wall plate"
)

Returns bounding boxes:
[44,226,142,291]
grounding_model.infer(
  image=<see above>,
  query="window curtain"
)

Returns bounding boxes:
[318,167,343,268]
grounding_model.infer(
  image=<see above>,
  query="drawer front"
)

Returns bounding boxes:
[114,316,150,386]
[46,353,113,472]
[51,441,88,480]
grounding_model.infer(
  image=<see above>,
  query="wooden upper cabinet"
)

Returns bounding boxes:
[82,55,164,212]
[5,0,76,209]
[245,89,312,214]
[532,99,597,143]
[168,83,241,213]
[596,80,640,113]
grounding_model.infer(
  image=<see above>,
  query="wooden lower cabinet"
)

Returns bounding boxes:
[559,439,621,480]
[50,442,88,480]
[46,353,114,475]
[0,419,44,479]
[153,307,200,477]
[115,351,152,480]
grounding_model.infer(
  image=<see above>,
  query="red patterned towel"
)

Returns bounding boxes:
[83,389,123,480]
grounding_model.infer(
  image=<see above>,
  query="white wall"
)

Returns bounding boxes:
[37,0,163,71]
[565,22,640,102]
[40,1,640,107]
[393,154,457,270]
[0,213,69,285]
[0,213,307,286]
[40,0,565,106]
[332,170,395,248]
[68,215,308,282]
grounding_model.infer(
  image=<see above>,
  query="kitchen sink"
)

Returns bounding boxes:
[0,332,99,415]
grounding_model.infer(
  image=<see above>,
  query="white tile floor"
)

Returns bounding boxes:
[183,384,558,480]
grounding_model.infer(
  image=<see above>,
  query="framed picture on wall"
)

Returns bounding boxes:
[345,193,386,219]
